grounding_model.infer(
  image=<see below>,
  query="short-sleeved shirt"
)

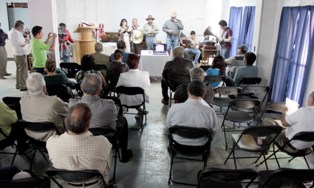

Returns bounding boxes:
[221,27,232,48]
[31,38,49,68]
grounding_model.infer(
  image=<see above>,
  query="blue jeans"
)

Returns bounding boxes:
[166,36,179,52]
[146,36,156,50]
[184,48,201,63]
[220,47,231,59]
[62,49,70,62]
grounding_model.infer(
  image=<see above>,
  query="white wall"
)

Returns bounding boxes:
[55,0,223,42]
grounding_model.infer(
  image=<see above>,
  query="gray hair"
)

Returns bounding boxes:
[94,42,103,52]
[173,46,184,58]
[81,73,102,95]
[190,67,205,81]
[26,72,46,96]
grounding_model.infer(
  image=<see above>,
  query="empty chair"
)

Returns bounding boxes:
[46,169,106,188]
[46,84,74,102]
[221,99,261,150]
[197,168,258,188]
[212,86,239,113]
[59,62,81,78]
[258,168,314,188]
[257,102,286,126]
[236,77,262,87]
[224,125,282,169]
[168,125,212,186]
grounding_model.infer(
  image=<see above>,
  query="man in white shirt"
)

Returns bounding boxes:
[116,53,151,117]
[166,80,220,146]
[8,20,29,91]
[47,103,112,185]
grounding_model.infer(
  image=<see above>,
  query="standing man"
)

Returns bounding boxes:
[31,25,57,74]
[0,22,10,79]
[162,11,184,52]
[58,23,74,62]
[182,31,201,65]
[143,15,159,50]
[8,20,29,91]
[130,18,142,55]
[218,20,232,59]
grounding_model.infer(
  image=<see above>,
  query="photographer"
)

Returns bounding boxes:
[58,23,74,62]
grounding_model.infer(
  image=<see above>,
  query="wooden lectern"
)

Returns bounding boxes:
[74,26,96,64]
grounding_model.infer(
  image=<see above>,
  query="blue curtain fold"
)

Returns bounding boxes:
[270,6,314,105]
[228,7,243,57]
[241,6,255,51]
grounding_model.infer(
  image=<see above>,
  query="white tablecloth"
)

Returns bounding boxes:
[102,42,117,56]
[139,50,172,77]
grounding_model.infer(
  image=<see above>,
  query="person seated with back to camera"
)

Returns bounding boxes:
[182,31,201,65]
[166,80,220,146]
[47,103,112,186]
[233,52,258,85]
[161,46,194,105]
[75,54,108,96]
[44,60,76,89]
[116,53,151,118]
[91,42,110,66]
[69,73,132,162]
[174,67,214,105]
[109,40,129,63]
[225,45,247,78]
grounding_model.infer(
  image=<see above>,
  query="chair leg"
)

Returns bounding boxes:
[288,156,296,162]
[29,149,37,170]
[254,153,263,163]
[223,124,228,150]
[10,147,18,165]
[168,151,174,184]
[262,154,269,170]
[232,148,237,169]
[303,156,311,169]
[224,144,235,164]
[38,149,50,164]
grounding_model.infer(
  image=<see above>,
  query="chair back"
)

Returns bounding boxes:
[241,125,282,138]
[93,64,107,71]
[237,77,262,86]
[170,126,210,139]
[46,84,73,102]
[229,99,261,110]
[291,131,314,142]
[204,75,225,84]
[60,62,81,78]
[101,96,122,115]
[215,87,239,96]
[2,96,22,119]
[197,168,258,188]
[46,169,105,187]
[18,120,60,134]
[89,128,116,146]
[259,168,314,188]
[240,85,269,102]
[116,86,145,108]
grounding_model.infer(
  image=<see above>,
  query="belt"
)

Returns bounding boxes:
[168,34,178,37]
[67,179,99,187]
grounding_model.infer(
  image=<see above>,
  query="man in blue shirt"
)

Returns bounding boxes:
[233,52,258,85]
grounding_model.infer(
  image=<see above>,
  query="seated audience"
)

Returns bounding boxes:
[69,73,132,162]
[205,55,226,88]
[20,72,68,141]
[225,45,247,78]
[166,80,220,145]
[47,103,112,185]
[109,40,129,63]
[44,60,76,88]
[107,49,129,90]
[276,91,314,152]
[91,42,110,65]
[182,31,201,65]
[116,53,151,117]
[233,52,258,85]
[174,67,214,105]
[161,46,193,105]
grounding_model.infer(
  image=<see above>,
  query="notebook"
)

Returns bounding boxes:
[153,43,168,55]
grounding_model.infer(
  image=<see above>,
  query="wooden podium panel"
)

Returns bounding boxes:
[74,26,96,64]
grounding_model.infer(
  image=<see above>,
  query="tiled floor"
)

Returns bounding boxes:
[0,60,313,187]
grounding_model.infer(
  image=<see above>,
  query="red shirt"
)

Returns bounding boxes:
[221,27,232,48]
[60,29,74,50]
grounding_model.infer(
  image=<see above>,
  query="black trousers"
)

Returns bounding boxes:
[161,79,170,100]
[116,115,129,158]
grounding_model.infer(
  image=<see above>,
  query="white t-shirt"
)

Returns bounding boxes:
[285,106,314,149]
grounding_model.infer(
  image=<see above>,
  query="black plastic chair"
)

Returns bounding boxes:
[197,168,258,188]
[168,126,212,186]
[236,77,262,87]
[0,128,18,165]
[2,97,22,119]
[59,62,81,79]
[116,86,147,130]
[257,131,314,169]
[17,120,60,170]
[221,99,261,150]
[224,125,282,169]
[46,169,105,188]
[258,168,314,188]
[46,84,74,102]
[93,64,107,71]
[89,128,119,184]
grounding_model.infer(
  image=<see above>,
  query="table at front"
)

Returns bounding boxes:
[139,50,172,77]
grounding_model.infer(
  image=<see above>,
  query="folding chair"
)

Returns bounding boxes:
[257,102,286,126]
[59,62,81,78]
[257,131,314,169]
[212,86,239,113]
[116,86,147,130]
[46,169,106,188]
[17,120,60,170]
[258,168,314,188]
[224,125,282,169]
[168,126,212,186]
[221,99,261,150]
[197,168,258,188]
[236,77,262,87]
[89,128,119,184]
[168,79,186,107]
[2,97,22,119]
[46,84,74,102]
[204,75,225,85]
[239,86,269,106]
[0,128,18,165]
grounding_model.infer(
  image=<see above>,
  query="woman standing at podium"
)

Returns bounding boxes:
[118,18,131,52]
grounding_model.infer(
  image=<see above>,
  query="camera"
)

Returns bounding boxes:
[58,26,66,38]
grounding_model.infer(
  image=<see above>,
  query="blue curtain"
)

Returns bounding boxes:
[228,7,242,57]
[238,6,256,51]
[270,6,314,105]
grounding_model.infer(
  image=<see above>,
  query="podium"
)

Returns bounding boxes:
[74,26,96,64]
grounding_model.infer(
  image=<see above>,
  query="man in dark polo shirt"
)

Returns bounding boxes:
[218,20,233,59]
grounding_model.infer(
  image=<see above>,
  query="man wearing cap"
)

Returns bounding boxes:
[143,15,159,50]
[130,18,143,55]
[162,11,184,52]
